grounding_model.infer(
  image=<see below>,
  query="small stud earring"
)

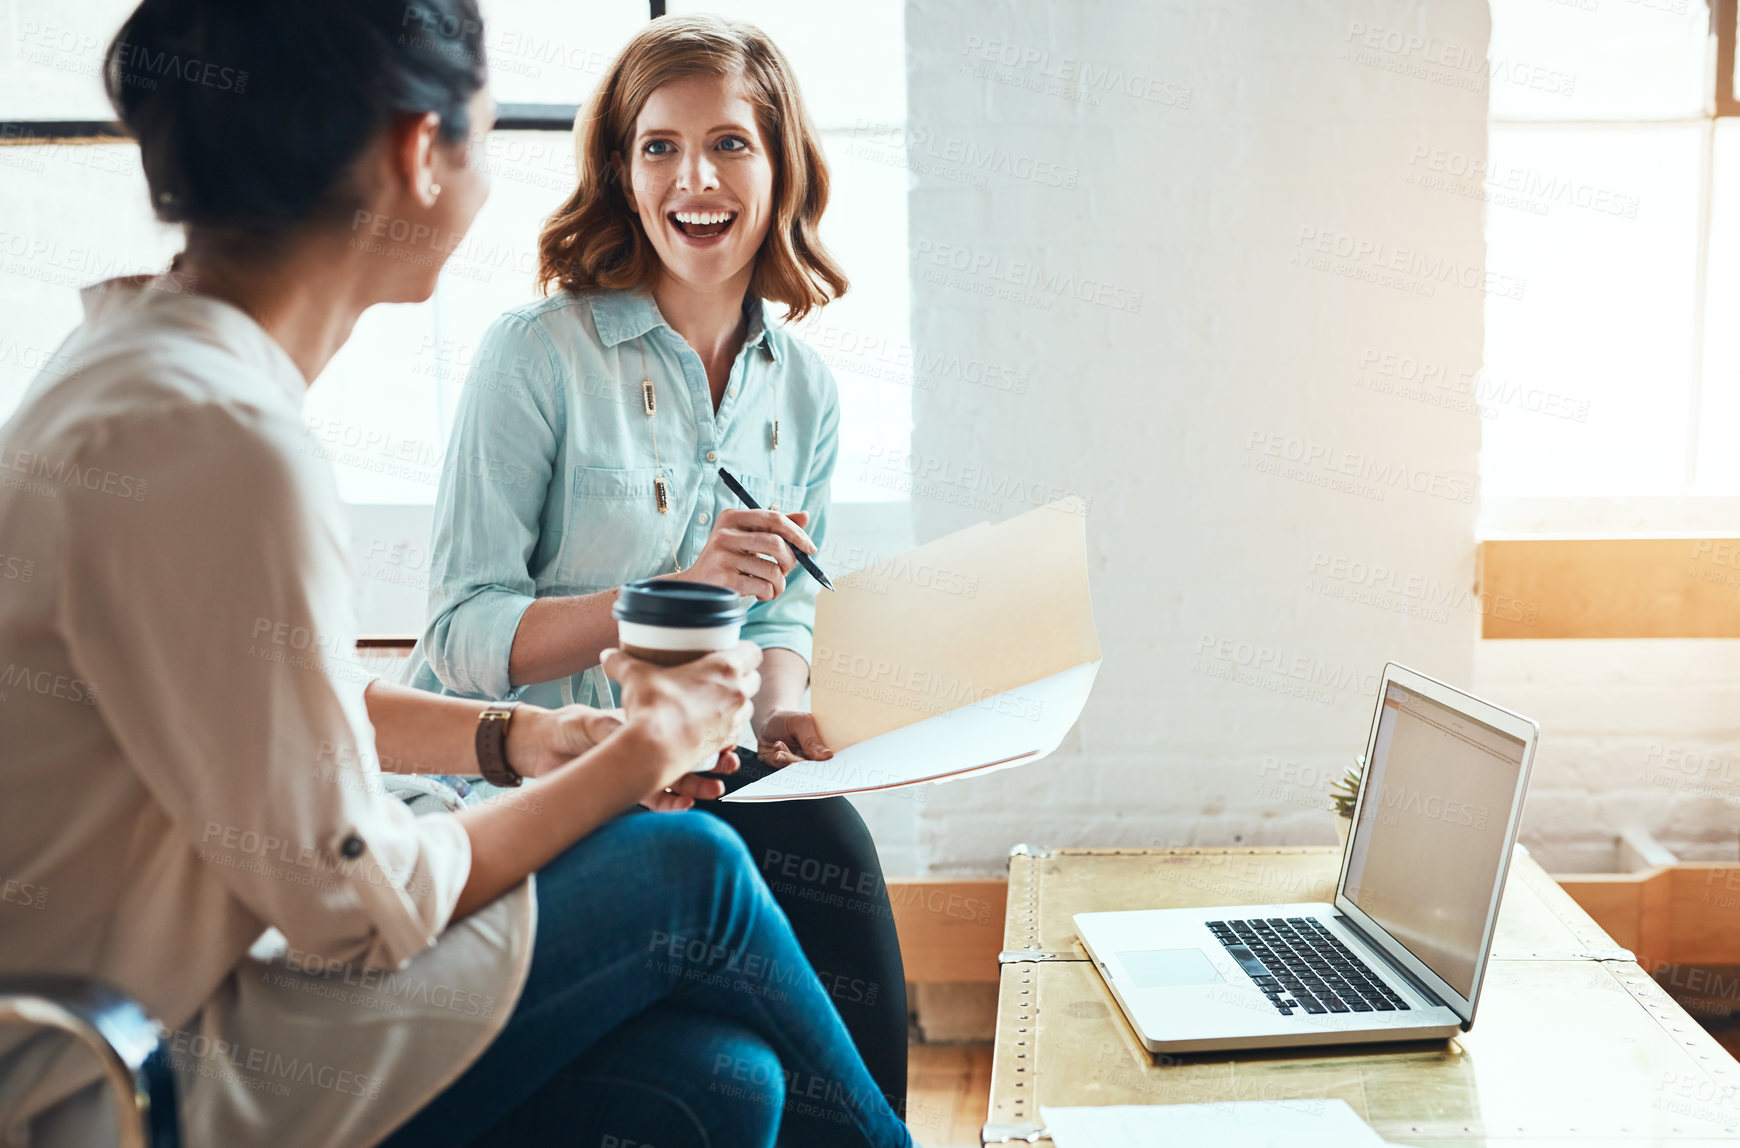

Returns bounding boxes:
[429,182,442,200]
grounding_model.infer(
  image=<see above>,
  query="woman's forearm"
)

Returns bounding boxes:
[364,679,498,773]
[365,679,620,781]
[451,721,668,918]
[752,647,811,733]
[508,590,624,687]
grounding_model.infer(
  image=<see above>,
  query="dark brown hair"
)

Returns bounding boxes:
[107,0,486,240]
[536,14,847,321]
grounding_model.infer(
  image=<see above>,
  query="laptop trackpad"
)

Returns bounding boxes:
[1117,948,1226,988]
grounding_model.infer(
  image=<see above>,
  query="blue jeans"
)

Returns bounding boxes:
[380,812,913,1148]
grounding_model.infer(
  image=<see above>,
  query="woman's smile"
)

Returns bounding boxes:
[669,205,740,243]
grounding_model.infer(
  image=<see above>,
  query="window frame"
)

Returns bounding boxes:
[1718,0,1740,119]
[1480,0,1738,513]
[0,103,583,143]
[0,0,668,142]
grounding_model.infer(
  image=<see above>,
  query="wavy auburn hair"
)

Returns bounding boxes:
[536,14,847,321]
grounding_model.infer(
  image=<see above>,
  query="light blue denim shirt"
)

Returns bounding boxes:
[404,288,839,710]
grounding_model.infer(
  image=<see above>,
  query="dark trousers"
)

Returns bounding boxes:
[690,748,910,1118]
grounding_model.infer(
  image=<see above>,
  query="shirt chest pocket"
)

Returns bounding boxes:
[728,471,809,515]
[560,465,677,590]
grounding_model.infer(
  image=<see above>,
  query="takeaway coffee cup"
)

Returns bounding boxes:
[613,580,749,771]
[613,579,747,665]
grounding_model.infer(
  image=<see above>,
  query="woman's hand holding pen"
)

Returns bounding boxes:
[664,508,816,601]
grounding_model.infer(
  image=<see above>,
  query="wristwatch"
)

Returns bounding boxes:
[474,701,523,788]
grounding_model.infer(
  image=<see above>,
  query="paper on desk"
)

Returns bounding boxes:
[723,499,1101,802]
[1041,1099,1391,1148]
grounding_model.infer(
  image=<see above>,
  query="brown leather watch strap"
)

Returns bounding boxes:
[475,701,523,788]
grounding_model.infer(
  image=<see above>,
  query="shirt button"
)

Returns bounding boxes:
[729,384,740,396]
[339,834,365,860]
[697,512,710,525]
[705,450,718,462]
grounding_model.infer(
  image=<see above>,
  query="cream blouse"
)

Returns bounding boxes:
[0,277,531,1147]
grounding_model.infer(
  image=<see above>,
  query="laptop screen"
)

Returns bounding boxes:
[1341,681,1528,999]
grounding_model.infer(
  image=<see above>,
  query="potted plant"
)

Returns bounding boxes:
[1329,755,1364,849]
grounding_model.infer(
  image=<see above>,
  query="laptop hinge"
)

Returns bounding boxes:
[1333,913,1450,1011]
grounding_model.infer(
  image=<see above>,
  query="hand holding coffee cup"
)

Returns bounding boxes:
[601,641,761,779]
[610,580,756,771]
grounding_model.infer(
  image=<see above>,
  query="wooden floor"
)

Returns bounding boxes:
[907,1043,993,1147]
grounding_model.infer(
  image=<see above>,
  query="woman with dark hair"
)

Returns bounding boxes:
[0,3,913,1147]
[401,15,912,1115]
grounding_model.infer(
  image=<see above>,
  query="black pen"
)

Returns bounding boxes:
[716,467,835,592]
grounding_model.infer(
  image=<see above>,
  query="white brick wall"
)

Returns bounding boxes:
[899,0,1492,875]
[1474,639,1740,872]
[348,3,1740,883]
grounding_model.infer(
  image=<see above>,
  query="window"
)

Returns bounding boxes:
[1481,0,1736,523]
[0,0,911,506]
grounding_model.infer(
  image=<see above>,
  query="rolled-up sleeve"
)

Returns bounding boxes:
[421,315,564,700]
[58,400,467,969]
[741,362,839,665]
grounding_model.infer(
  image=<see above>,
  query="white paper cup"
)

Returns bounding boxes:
[613,580,749,770]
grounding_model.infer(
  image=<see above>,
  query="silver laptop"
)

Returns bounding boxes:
[1076,663,1538,1053]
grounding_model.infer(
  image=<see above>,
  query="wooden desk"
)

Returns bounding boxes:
[985,845,1740,1146]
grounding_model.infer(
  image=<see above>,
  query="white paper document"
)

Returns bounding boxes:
[723,500,1101,802]
[723,661,1099,800]
[1041,1099,1391,1148]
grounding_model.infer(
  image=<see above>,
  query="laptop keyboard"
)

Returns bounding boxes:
[1204,917,1412,1017]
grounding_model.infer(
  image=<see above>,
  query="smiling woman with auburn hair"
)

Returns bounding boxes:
[402,13,914,1124]
[538,15,847,317]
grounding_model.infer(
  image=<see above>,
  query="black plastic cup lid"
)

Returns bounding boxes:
[613,579,747,628]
